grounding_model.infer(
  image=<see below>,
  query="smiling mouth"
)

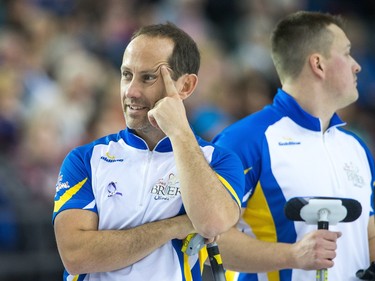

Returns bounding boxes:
[128,105,147,110]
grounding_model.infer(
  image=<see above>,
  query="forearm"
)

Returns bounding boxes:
[218,227,340,272]
[55,211,193,275]
[370,236,375,262]
[149,70,239,237]
[68,221,183,273]
[369,215,375,261]
[218,228,294,272]
[170,130,240,237]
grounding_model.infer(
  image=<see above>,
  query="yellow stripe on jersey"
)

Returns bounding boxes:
[54,178,88,213]
[183,253,193,281]
[199,246,208,272]
[244,167,252,175]
[217,174,241,207]
[225,270,237,280]
[183,246,208,280]
[242,181,280,281]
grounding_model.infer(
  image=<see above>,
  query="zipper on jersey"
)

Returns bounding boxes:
[139,150,153,206]
[322,129,341,191]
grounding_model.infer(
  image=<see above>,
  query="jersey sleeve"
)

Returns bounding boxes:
[210,145,245,208]
[362,140,375,216]
[52,146,97,223]
[213,128,262,208]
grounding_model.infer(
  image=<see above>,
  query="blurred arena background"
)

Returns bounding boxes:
[0,0,374,280]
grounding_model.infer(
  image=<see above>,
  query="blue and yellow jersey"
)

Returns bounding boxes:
[214,89,375,281]
[53,128,244,281]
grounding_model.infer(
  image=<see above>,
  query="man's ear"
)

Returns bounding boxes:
[177,74,198,99]
[309,53,325,79]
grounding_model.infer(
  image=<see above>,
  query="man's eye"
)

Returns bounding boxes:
[143,74,157,82]
[122,71,132,80]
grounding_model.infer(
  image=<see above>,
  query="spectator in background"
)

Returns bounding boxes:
[0,67,23,155]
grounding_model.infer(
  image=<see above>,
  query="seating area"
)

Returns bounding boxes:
[0,157,63,280]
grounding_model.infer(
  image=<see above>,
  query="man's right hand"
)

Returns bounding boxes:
[291,229,341,270]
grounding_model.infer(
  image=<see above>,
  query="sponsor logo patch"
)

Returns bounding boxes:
[278,137,301,146]
[56,173,70,192]
[101,152,124,163]
[344,162,365,188]
[151,173,180,201]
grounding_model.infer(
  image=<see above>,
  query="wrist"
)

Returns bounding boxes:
[166,215,194,240]
[282,243,299,269]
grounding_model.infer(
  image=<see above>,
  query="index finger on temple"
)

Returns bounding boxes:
[160,65,179,97]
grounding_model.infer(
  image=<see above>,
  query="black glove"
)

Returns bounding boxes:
[357,262,375,280]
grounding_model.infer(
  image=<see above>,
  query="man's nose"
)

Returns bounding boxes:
[353,58,361,74]
[123,79,142,98]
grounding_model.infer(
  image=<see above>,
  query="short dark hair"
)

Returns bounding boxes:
[271,11,345,82]
[131,22,200,80]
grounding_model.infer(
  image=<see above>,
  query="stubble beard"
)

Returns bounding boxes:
[125,111,155,135]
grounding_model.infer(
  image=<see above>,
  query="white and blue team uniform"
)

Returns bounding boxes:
[53,128,244,281]
[213,89,375,281]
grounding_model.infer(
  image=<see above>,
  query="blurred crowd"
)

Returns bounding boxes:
[0,0,375,278]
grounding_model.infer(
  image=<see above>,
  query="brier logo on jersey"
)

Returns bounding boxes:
[343,162,365,188]
[151,173,181,200]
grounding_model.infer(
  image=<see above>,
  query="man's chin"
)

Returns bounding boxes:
[127,122,153,133]
[351,91,359,104]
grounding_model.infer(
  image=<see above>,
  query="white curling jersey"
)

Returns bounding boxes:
[53,128,244,281]
[214,89,375,281]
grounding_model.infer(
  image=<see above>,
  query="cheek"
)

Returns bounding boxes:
[149,83,166,101]
[330,57,344,71]
[120,86,126,104]
[331,59,352,83]
[120,83,127,93]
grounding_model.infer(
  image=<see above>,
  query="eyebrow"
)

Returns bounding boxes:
[120,65,162,75]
